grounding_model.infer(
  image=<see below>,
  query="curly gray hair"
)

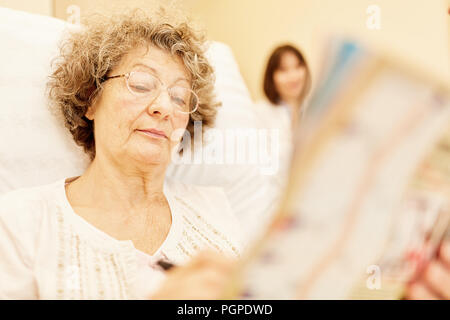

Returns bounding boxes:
[47,8,219,160]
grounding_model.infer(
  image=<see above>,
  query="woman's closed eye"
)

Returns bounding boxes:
[130,83,152,93]
[171,96,187,107]
[169,87,191,107]
[129,79,160,94]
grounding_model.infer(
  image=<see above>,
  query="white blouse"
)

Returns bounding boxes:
[251,100,294,190]
[0,177,243,300]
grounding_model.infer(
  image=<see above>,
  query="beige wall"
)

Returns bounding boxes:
[4,0,449,99]
[53,0,449,100]
[0,0,52,15]
[183,0,450,99]
[53,0,156,22]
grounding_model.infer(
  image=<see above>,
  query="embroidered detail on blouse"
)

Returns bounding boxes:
[55,205,138,299]
[16,179,243,300]
[56,206,65,299]
[174,195,240,257]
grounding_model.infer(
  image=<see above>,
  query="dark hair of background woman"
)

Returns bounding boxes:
[263,44,311,106]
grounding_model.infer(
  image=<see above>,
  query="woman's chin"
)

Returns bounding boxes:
[130,145,170,165]
[283,91,302,101]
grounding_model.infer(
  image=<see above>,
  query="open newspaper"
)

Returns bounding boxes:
[225,40,450,299]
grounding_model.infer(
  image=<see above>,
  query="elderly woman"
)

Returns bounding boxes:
[0,10,242,299]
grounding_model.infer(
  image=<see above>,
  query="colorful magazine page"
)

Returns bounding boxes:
[224,40,450,300]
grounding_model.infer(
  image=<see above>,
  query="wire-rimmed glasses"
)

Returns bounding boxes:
[102,71,199,114]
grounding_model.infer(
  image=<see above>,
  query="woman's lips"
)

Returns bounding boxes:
[286,82,302,90]
[137,129,168,139]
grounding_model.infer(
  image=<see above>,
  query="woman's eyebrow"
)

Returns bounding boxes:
[173,77,190,86]
[131,63,159,75]
[131,62,190,85]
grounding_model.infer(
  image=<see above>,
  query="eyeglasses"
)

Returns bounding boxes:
[102,71,199,114]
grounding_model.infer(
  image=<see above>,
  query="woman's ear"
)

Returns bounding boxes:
[84,85,99,120]
[85,104,96,120]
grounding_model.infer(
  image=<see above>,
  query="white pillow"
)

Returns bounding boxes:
[0,7,89,194]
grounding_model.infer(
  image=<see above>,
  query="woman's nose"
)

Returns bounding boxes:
[287,69,300,80]
[147,90,172,118]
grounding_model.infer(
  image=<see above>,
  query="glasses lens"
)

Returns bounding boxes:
[127,72,159,96]
[169,87,198,114]
[127,72,198,114]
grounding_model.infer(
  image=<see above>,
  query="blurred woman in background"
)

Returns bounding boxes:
[262,44,311,129]
[253,44,311,191]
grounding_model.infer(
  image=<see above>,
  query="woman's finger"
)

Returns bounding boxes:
[423,260,450,299]
[406,282,439,300]
[438,241,450,267]
[189,250,236,273]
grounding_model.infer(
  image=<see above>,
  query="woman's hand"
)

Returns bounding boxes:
[150,250,236,300]
[405,240,450,299]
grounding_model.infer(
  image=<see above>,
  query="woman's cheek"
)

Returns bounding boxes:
[170,113,190,143]
[275,74,289,93]
[273,73,282,89]
[174,113,190,130]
